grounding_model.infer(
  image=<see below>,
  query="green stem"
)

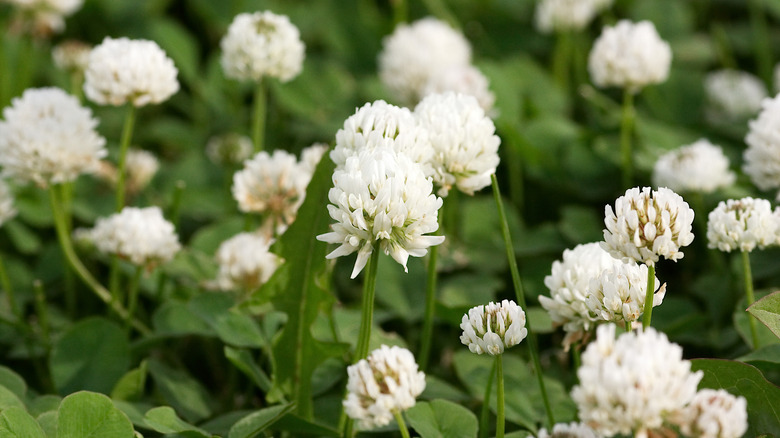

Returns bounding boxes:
[60,182,77,318]
[391,0,408,25]
[572,343,581,370]
[125,266,143,333]
[32,280,50,348]
[421,0,460,28]
[641,263,656,329]
[620,90,635,189]
[479,359,496,438]
[252,80,266,153]
[711,24,738,70]
[491,174,555,428]
[0,253,19,321]
[748,0,772,88]
[552,31,571,93]
[49,185,151,335]
[496,355,505,438]
[742,251,760,348]
[419,214,442,370]
[394,410,411,438]
[115,105,137,211]
[155,180,186,300]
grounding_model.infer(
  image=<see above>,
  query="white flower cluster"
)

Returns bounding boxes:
[652,139,735,194]
[535,0,613,34]
[87,206,181,268]
[52,40,91,73]
[706,197,780,253]
[535,422,601,438]
[588,20,672,93]
[704,70,767,122]
[205,133,253,166]
[671,389,748,438]
[232,146,323,236]
[344,345,425,430]
[602,187,695,265]
[84,37,179,107]
[460,299,528,355]
[414,92,500,196]
[744,94,780,192]
[220,11,305,83]
[6,0,83,34]
[0,180,17,228]
[0,87,106,187]
[215,232,281,291]
[585,261,665,326]
[125,149,159,194]
[571,324,703,438]
[317,147,444,278]
[422,64,495,113]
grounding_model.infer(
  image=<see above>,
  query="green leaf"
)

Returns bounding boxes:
[0,384,27,411]
[147,359,213,423]
[691,359,780,437]
[405,399,478,438]
[143,406,211,437]
[748,290,780,341]
[0,366,27,400]
[28,395,61,417]
[110,361,147,402]
[224,347,272,393]
[228,404,295,438]
[152,300,215,337]
[0,406,46,438]
[188,292,266,348]
[36,411,57,438]
[57,391,135,438]
[261,149,348,419]
[4,220,42,254]
[49,317,130,395]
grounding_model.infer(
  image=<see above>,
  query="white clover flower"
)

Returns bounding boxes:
[651,139,736,194]
[670,389,748,438]
[88,206,180,268]
[744,94,780,192]
[52,39,91,73]
[215,232,281,291]
[414,92,500,196]
[220,11,305,83]
[6,0,83,34]
[232,150,311,235]
[535,0,613,34]
[0,180,17,227]
[84,37,179,107]
[540,242,627,349]
[585,262,665,326]
[205,133,253,166]
[331,100,433,172]
[299,142,328,175]
[378,17,472,106]
[0,87,106,187]
[317,147,444,278]
[571,324,703,438]
[705,69,767,122]
[422,64,496,113]
[125,149,159,194]
[706,197,780,253]
[460,299,528,355]
[588,20,672,93]
[536,422,601,438]
[602,187,695,265]
[344,345,426,430]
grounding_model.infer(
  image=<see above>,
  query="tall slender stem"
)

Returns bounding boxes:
[60,181,77,318]
[742,250,760,348]
[491,174,555,428]
[391,0,408,25]
[32,280,50,348]
[496,355,505,438]
[421,0,460,28]
[115,104,137,211]
[748,0,772,88]
[252,80,266,153]
[394,410,411,438]
[419,214,443,370]
[642,263,656,329]
[479,359,496,438]
[49,185,151,335]
[0,253,19,321]
[620,90,635,189]
[552,31,571,93]
[125,266,143,333]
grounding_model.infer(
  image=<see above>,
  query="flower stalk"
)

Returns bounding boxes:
[354,245,380,362]
[620,90,635,188]
[741,250,760,348]
[642,263,656,329]
[394,411,411,438]
[496,354,505,438]
[252,80,266,153]
[115,104,137,211]
[419,215,442,370]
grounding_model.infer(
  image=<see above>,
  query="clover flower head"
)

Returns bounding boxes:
[670,389,748,438]
[332,100,433,172]
[705,69,767,122]
[0,87,106,187]
[535,422,601,438]
[585,261,665,326]
[84,37,179,107]
[460,299,528,355]
[652,139,735,194]
[602,187,695,265]
[205,133,253,166]
[571,324,703,438]
[540,242,628,350]
[744,94,780,192]
[378,17,472,106]
[52,40,91,73]
[414,92,500,196]
[422,64,496,113]
[215,232,281,291]
[0,180,17,228]
[344,345,426,430]
[220,11,305,83]
[588,20,672,93]
[317,147,444,278]
[125,148,159,194]
[88,206,181,268]
[535,0,613,33]
[6,0,83,35]
[706,197,780,252]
